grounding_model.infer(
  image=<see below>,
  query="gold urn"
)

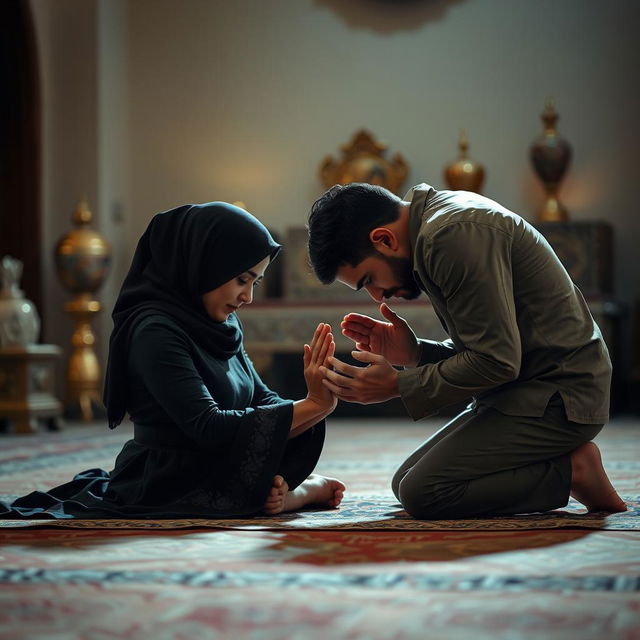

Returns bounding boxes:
[530,100,573,222]
[54,198,111,421]
[444,131,485,193]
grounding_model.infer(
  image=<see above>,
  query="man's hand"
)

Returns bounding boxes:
[320,351,400,404]
[341,303,419,367]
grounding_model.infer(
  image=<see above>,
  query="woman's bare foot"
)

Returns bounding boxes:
[570,442,627,513]
[263,475,289,515]
[282,474,346,512]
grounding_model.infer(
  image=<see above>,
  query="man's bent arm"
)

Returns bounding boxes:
[398,222,522,420]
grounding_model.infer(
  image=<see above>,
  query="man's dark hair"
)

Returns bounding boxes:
[307,183,401,284]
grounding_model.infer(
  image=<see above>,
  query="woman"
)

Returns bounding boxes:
[1,202,344,519]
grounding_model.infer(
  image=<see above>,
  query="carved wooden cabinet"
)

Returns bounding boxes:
[535,221,613,296]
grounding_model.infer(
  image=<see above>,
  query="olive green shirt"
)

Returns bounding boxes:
[397,184,611,424]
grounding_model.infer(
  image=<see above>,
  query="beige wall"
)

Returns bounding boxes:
[30,0,640,383]
[30,0,99,387]
[31,0,129,373]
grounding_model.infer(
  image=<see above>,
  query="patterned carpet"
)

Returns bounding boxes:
[2,496,638,531]
[1,417,639,639]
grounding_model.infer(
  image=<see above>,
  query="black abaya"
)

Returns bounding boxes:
[1,203,325,519]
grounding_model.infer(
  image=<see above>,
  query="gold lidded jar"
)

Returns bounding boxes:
[444,131,485,194]
[54,198,111,295]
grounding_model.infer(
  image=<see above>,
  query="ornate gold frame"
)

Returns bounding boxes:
[319,129,409,194]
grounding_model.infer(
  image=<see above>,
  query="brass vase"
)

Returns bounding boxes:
[530,101,573,222]
[443,131,485,193]
[54,198,111,422]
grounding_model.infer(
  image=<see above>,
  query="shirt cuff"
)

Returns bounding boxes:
[415,338,456,366]
[397,367,435,421]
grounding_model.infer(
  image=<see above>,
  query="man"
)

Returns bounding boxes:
[307,182,626,519]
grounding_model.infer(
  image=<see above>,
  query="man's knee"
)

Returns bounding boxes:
[397,476,441,520]
[391,467,405,501]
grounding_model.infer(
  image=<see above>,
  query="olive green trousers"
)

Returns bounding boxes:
[392,394,603,519]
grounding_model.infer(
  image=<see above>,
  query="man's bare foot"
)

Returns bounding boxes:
[570,442,627,513]
[282,474,346,512]
[263,475,289,515]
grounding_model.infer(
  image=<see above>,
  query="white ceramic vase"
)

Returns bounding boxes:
[0,256,40,347]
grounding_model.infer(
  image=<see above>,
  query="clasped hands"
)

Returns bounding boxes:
[320,350,400,405]
[312,303,419,405]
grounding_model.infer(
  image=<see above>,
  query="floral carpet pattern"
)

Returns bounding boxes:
[1,418,639,639]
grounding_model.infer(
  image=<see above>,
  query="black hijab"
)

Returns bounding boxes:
[103,202,281,429]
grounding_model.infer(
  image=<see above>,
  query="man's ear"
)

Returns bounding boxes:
[369,227,398,255]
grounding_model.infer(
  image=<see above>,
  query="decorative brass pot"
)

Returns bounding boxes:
[444,131,485,193]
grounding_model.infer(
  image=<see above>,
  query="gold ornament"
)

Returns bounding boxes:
[54,198,111,422]
[444,131,485,193]
[530,100,573,222]
[319,129,409,194]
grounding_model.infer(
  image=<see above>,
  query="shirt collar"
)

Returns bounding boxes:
[403,183,436,261]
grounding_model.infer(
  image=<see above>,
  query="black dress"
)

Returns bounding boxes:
[0,314,324,519]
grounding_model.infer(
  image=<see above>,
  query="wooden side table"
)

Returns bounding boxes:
[0,345,63,434]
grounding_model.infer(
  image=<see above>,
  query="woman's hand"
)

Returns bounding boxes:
[289,323,337,437]
[303,323,337,413]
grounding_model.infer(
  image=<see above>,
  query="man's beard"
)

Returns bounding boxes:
[381,255,421,300]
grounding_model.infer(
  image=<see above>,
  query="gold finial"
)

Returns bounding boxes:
[458,130,469,157]
[72,197,93,226]
[542,99,559,133]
